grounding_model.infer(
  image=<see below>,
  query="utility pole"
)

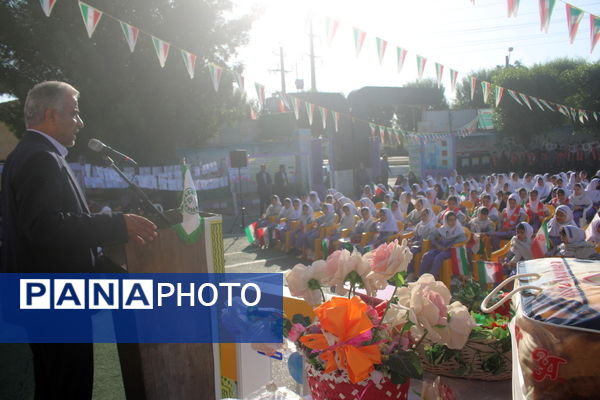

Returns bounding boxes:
[269,46,292,94]
[309,17,317,92]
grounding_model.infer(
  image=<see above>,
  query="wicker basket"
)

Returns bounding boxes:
[420,337,512,381]
[305,363,410,400]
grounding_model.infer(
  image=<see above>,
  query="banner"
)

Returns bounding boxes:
[79,1,103,38]
[435,62,444,88]
[152,36,170,68]
[325,17,339,45]
[450,69,459,94]
[319,106,328,129]
[507,0,520,17]
[494,86,504,107]
[376,37,388,65]
[470,76,477,100]
[591,14,600,52]
[566,3,585,44]
[539,0,556,33]
[208,63,223,91]
[305,102,315,125]
[416,55,427,80]
[481,81,491,104]
[519,93,533,110]
[508,89,523,105]
[255,83,266,105]
[39,0,57,17]
[353,27,367,57]
[120,21,139,53]
[181,50,197,79]
[397,47,408,73]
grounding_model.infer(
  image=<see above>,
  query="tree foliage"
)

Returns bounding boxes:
[0,0,254,163]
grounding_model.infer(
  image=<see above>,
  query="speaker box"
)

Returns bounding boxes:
[230,150,248,168]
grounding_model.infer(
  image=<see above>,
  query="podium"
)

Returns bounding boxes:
[113,213,224,400]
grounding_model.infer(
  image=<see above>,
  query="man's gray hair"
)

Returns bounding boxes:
[24,81,79,127]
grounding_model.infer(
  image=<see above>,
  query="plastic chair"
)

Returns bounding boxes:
[375,202,386,210]
[490,241,511,262]
[313,215,340,260]
[440,227,472,288]
[432,205,442,215]
[385,222,406,243]
[283,220,301,252]
[355,200,362,208]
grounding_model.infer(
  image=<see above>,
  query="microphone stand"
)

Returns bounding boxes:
[102,155,171,228]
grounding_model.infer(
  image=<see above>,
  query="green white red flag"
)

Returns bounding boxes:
[481,81,491,104]
[319,106,328,129]
[325,17,339,45]
[397,47,408,73]
[119,21,139,53]
[594,112,600,121]
[450,247,471,276]
[470,76,477,100]
[531,219,551,258]
[181,50,197,79]
[255,83,266,105]
[539,0,556,33]
[305,102,315,125]
[477,261,503,285]
[353,27,367,57]
[519,93,533,110]
[369,122,376,136]
[435,63,444,87]
[416,55,427,80]
[234,72,245,92]
[152,36,170,68]
[508,89,523,105]
[208,63,223,91]
[507,0,520,17]
[495,86,504,107]
[379,126,385,143]
[558,104,570,116]
[79,1,102,38]
[39,0,57,17]
[539,98,554,111]
[293,97,301,120]
[376,37,388,65]
[530,96,546,111]
[566,3,584,44]
[331,110,340,132]
[591,14,600,52]
[450,69,459,94]
[250,106,257,120]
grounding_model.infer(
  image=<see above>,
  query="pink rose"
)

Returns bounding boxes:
[422,287,448,325]
[288,323,306,342]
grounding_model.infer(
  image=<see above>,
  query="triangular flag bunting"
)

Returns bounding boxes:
[320,107,328,130]
[369,122,377,136]
[539,98,554,111]
[558,104,570,116]
[174,164,203,244]
[481,81,491,104]
[331,110,340,132]
[470,76,477,100]
[494,86,504,107]
[379,126,386,143]
[353,27,367,57]
[396,47,408,73]
[591,14,600,52]
[293,97,301,120]
[578,110,586,124]
[250,106,257,120]
[39,0,57,17]
[507,0,520,17]
[376,37,388,65]
[208,63,223,91]
[530,96,545,111]
[508,89,523,105]
[416,55,427,80]
[79,1,103,38]
[450,69,459,93]
[151,36,170,68]
[566,3,584,44]
[519,93,533,110]
[234,72,245,92]
[181,50,197,79]
[435,63,444,87]
[119,21,139,53]
[305,102,315,125]
[325,17,339,45]
[539,0,556,33]
[594,111,599,121]
[255,83,265,105]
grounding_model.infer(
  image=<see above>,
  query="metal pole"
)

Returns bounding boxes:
[280,46,286,94]
[309,18,317,92]
[238,167,245,229]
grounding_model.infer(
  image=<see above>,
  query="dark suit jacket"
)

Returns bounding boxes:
[274,171,288,188]
[256,171,272,189]
[0,131,128,273]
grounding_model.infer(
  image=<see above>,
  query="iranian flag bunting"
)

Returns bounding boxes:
[320,106,328,129]
[325,17,340,45]
[174,164,203,244]
[379,126,385,143]
[508,89,523,105]
[234,72,245,92]
[79,1,103,38]
[507,0,520,17]
[531,96,546,111]
[416,55,427,80]
[566,3,584,44]
[450,247,471,276]
[594,111,599,121]
[397,47,408,73]
[558,104,570,116]
[495,86,504,107]
[591,14,600,52]
[369,122,377,136]
[120,21,139,53]
[450,69,459,93]
[332,110,340,132]
[208,63,223,91]
[39,0,57,17]
[250,106,257,120]
[305,102,315,125]
[353,28,367,57]
[539,0,556,33]
[519,93,533,110]
[539,98,554,111]
[152,36,170,68]
[477,261,503,285]
[293,97,301,120]
[181,50,197,79]
[470,76,477,100]
[579,110,586,124]
[376,37,388,65]
[531,219,551,258]
[481,81,491,104]
[255,83,266,105]
[435,63,444,87]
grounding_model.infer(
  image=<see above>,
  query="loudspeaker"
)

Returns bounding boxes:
[230,150,248,168]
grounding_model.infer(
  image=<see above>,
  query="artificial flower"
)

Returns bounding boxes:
[366,239,413,289]
[285,262,327,305]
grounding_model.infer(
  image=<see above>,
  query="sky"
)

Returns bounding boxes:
[234,0,600,102]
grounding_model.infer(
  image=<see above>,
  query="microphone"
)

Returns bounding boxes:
[88,139,137,165]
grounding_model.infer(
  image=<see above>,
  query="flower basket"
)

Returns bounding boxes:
[305,363,410,400]
[420,335,512,381]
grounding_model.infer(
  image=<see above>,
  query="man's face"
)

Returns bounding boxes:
[52,94,84,147]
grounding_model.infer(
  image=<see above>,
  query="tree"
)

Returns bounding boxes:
[0,0,254,163]
[396,78,448,131]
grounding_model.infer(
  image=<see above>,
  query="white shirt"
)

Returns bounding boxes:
[27,129,68,157]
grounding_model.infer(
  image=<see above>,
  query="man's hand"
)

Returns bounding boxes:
[124,214,158,245]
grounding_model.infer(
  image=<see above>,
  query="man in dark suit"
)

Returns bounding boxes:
[255,164,272,214]
[0,81,158,399]
[273,164,289,199]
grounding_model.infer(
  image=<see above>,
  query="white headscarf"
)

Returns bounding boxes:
[289,199,302,220]
[398,192,410,215]
[339,197,357,215]
[570,185,591,207]
[300,203,314,226]
[585,216,600,243]
[438,212,464,240]
[321,203,336,226]
[390,200,405,222]
[360,197,377,215]
[265,195,282,217]
[308,191,321,211]
[585,178,600,203]
[504,193,522,220]
[510,222,534,260]
[561,225,587,244]
[416,208,437,239]
[278,198,295,219]
[548,205,575,236]
[377,208,399,233]
[339,204,357,230]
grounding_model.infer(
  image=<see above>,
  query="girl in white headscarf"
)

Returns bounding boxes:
[558,225,599,259]
[491,193,527,250]
[308,191,321,211]
[372,207,399,247]
[586,178,600,206]
[585,216,600,245]
[533,175,551,202]
[506,222,534,269]
[360,197,377,215]
[390,200,406,223]
[292,203,314,251]
[525,189,550,232]
[300,203,336,259]
[406,197,426,227]
[548,205,575,247]
[338,196,357,215]
[351,207,377,243]
[419,212,466,279]
[258,195,282,227]
[570,183,593,226]
[328,203,358,248]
